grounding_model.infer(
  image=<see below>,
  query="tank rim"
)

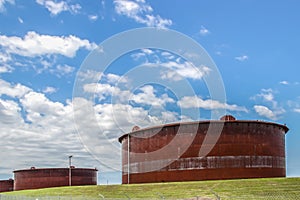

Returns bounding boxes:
[13,167,98,173]
[118,119,289,143]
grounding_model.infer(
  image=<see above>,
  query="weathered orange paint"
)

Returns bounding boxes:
[0,179,14,192]
[119,116,289,184]
[13,167,97,191]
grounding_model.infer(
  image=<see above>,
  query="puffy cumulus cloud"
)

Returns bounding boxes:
[73,97,176,171]
[130,85,175,107]
[83,83,131,102]
[0,31,97,58]
[84,81,175,109]
[160,111,179,123]
[77,69,103,82]
[36,0,81,15]
[235,55,249,61]
[0,79,32,98]
[93,103,161,133]
[20,91,68,122]
[254,105,275,120]
[177,96,248,112]
[251,88,286,120]
[0,84,100,177]
[0,0,14,13]
[253,105,285,120]
[106,73,128,84]
[114,0,172,28]
[0,99,23,124]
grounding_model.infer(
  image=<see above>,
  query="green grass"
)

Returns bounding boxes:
[3,178,300,199]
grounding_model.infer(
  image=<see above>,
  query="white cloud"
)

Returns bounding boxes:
[0,79,32,98]
[252,88,279,108]
[199,25,210,36]
[254,105,275,119]
[130,85,175,107]
[106,73,128,84]
[131,48,156,61]
[0,65,13,73]
[251,88,285,120]
[146,61,211,81]
[18,17,24,24]
[84,83,117,100]
[51,64,75,76]
[114,0,172,28]
[279,80,289,85]
[294,108,300,113]
[88,15,98,21]
[21,91,67,118]
[0,78,159,178]
[258,88,274,102]
[42,86,57,94]
[253,105,285,120]
[0,98,23,124]
[0,0,14,13]
[83,82,131,102]
[235,55,249,61]
[161,51,175,60]
[177,96,248,112]
[0,52,11,62]
[0,31,97,58]
[160,111,179,123]
[141,48,154,55]
[2,73,247,176]
[77,70,102,82]
[0,82,100,177]
[252,89,286,120]
[36,0,81,15]
[130,50,210,81]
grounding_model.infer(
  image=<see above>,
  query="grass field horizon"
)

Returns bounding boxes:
[3,177,300,199]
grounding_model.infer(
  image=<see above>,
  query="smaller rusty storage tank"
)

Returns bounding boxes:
[0,179,14,192]
[119,115,289,184]
[13,167,97,191]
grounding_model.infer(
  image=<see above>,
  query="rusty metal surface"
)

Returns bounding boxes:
[119,119,289,184]
[0,179,14,192]
[13,168,97,191]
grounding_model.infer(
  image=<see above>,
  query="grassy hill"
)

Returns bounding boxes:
[3,177,300,199]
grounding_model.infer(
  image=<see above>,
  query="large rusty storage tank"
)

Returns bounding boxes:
[119,116,289,184]
[13,167,97,191]
[0,179,14,192]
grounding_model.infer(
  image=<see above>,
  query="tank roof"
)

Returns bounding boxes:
[0,179,13,182]
[118,118,289,143]
[13,167,98,173]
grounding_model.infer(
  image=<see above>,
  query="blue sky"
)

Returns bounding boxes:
[0,0,299,184]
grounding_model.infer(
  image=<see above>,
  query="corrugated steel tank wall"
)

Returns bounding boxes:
[13,168,97,191]
[0,179,14,192]
[120,117,288,184]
